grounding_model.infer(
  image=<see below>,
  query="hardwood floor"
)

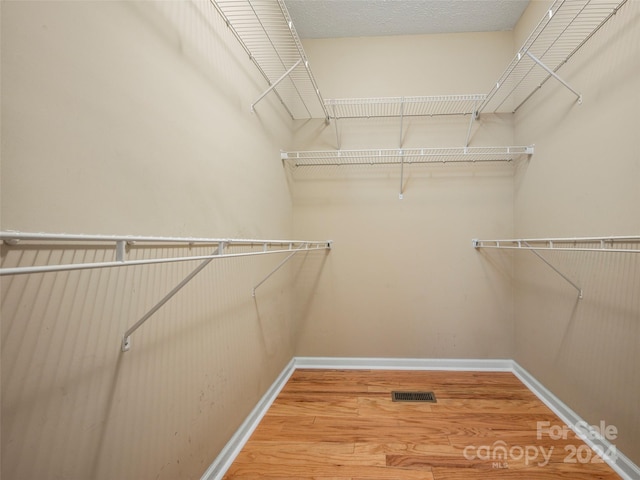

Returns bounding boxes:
[223,369,621,479]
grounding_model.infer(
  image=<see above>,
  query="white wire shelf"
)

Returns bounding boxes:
[324,95,487,119]
[0,231,332,276]
[211,0,328,119]
[479,0,628,113]
[473,235,640,299]
[473,236,640,254]
[1,231,332,352]
[282,146,534,167]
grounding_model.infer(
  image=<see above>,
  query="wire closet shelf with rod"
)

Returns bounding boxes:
[0,231,332,352]
[473,235,640,299]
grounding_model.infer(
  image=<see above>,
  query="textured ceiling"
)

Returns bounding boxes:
[283,0,530,38]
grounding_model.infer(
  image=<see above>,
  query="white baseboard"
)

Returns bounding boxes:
[294,356,514,371]
[199,357,296,480]
[512,362,640,480]
[202,356,639,480]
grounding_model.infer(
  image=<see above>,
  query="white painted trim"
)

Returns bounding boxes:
[200,358,296,480]
[294,356,514,371]
[512,362,640,480]
[202,357,640,480]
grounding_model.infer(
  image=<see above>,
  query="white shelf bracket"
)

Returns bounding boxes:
[251,58,302,113]
[524,242,583,299]
[332,103,341,150]
[116,240,126,263]
[121,244,223,352]
[525,51,582,104]
[252,243,307,297]
[474,238,590,299]
[399,149,405,200]
[465,104,479,147]
[399,97,405,148]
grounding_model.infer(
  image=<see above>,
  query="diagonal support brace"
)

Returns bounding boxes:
[464,104,480,148]
[121,244,223,352]
[332,104,341,150]
[525,51,582,104]
[251,58,302,112]
[252,243,307,297]
[524,242,583,299]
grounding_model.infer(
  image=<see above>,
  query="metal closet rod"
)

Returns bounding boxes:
[0,231,332,276]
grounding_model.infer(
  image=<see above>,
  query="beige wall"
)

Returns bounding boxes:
[512,0,640,466]
[292,2,640,466]
[291,31,518,359]
[3,0,638,478]
[1,1,313,479]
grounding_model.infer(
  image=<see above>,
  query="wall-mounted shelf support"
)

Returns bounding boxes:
[525,51,582,104]
[398,98,406,200]
[251,59,302,113]
[473,235,640,299]
[331,104,341,149]
[252,241,331,297]
[122,243,225,352]
[525,242,583,299]
[464,110,479,148]
[399,150,405,200]
[116,240,127,262]
[398,98,405,147]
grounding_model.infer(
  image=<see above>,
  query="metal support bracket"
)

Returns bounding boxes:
[399,150,405,200]
[525,51,582,104]
[523,242,583,299]
[116,240,126,263]
[399,97,405,148]
[252,243,305,297]
[121,244,223,352]
[332,104,341,150]
[465,110,479,148]
[251,58,302,112]
[398,99,405,200]
[473,238,582,299]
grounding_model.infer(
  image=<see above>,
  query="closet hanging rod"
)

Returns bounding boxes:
[0,231,332,276]
[472,236,640,254]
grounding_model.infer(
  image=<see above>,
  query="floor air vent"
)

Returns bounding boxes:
[391,391,436,403]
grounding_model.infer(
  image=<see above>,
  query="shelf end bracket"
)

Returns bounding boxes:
[524,241,583,299]
[525,51,582,104]
[252,243,307,297]
[251,58,302,112]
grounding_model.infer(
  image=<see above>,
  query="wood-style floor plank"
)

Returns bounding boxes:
[222,369,621,479]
